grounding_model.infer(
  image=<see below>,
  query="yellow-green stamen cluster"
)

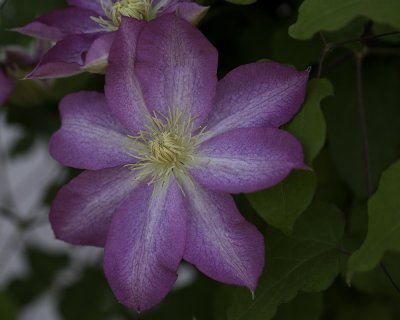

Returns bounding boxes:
[91,0,154,32]
[125,109,206,184]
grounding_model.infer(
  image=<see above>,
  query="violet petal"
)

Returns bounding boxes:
[181,178,264,291]
[50,166,137,247]
[49,91,134,170]
[135,14,218,127]
[206,62,309,139]
[191,127,305,193]
[83,32,115,74]
[27,34,100,79]
[67,0,108,16]
[104,177,186,311]
[105,18,149,133]
[175,2,209,24]
[15,8,103,41]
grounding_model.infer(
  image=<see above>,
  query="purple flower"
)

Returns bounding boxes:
[15,0,208,79]
[49,15,308,312]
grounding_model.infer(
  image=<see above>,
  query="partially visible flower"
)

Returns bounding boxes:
[0,42,48,106]
[15,0,208,79]
[0,68,14,106]
[49,15,308,312]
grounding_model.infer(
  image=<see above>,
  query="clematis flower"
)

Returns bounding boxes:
[49,15,308,312]
[15,0,208,79]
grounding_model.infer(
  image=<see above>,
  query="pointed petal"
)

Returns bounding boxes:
[153,0,208,24]
[105,18,149,133]
[50,91,133,170]
[104,177,186,311]
[15,8,103,41]
[181,179,264,290]
[191,128,305,193]
[206,62,309,139]
[0,69,14,105]
[135,14,217,126]
[175,2,209,24]
[83,32,115,74]
[50,166,137,247]
[27,34,99,79]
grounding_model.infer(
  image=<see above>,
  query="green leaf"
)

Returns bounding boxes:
[225,0,257,5]
[285,78,333,165]
[226,201,344,320]
[352,252,400,296]
[323,57,400,198]
[313,149,352,209]
[347,160,400,280]
[372,23,400,43]
[273,292,323,320]
[289,0,400,40]
[247,170,316,234]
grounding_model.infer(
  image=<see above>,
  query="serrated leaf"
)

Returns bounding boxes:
[225,0,257,5]
[347,160,400,280]
[247,170,316,234]
[285,78,333,165]
[226,201,344,320]
[289,0,400,40]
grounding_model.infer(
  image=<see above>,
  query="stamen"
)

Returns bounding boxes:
[91,0,155,32]
[125,108,207,185]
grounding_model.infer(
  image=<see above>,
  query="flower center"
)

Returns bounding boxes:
[149,132,184,164]
[125,109,206,184]
[91,0,154,32]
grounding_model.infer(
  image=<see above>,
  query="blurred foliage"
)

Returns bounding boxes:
[0,0,400,319]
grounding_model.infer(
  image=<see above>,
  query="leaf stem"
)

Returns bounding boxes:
[380,263,400,295]
[354,34,400,296]
[316,28,400,78]
[335,31,400,48]
[354,50,373,197]
[317,32,332,78]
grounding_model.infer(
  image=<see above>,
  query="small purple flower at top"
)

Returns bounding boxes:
[15,0,208,79]
[49,15,308,312]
